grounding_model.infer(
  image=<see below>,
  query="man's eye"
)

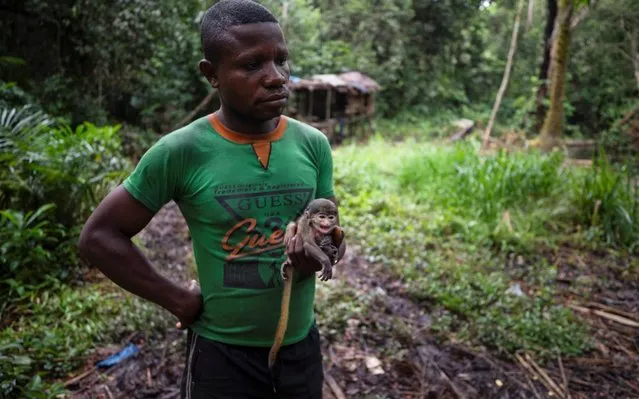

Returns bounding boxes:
[244,61,260,70]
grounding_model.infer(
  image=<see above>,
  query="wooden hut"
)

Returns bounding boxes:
[285,71,381,143]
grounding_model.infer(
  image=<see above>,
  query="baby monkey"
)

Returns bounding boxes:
[268,198,344,370]
[282,198,342,282]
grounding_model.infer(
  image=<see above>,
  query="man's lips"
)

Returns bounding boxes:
[260,91,289,106]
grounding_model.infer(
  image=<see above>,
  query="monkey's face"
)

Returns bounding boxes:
[309,210,337,235]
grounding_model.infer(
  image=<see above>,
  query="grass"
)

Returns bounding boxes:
[359,106,490,144]
[331,135,638,360]
[0,279,169,399]
[315,281,374,341]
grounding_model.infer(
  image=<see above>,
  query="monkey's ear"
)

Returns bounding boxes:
[332,226,344,246]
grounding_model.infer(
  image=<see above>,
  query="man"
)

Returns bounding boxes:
[77,1,345,398]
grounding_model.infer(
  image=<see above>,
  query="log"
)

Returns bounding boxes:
[567,303,639,328]
[325,372,347,399]
[449,119,475,142]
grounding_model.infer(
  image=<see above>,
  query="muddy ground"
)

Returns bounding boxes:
[65,203,639,399]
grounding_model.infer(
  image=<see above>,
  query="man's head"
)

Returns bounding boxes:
[199,0,290,123]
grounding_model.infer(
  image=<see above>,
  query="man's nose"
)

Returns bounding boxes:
[263,62,286,87]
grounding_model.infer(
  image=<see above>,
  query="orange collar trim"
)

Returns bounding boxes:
[208,113,288,144]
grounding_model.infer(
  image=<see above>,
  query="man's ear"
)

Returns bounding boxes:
[198,59,219,88]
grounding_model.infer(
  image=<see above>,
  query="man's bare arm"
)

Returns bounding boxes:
[77,185,202,327]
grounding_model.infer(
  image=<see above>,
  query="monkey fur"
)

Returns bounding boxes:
[268,198,344,371]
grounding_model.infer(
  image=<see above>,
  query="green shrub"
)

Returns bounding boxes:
[406,253,591,358]
[0,282,167,398]
[574,151,639,251]
[0,104,132,304]
[0,204,76,310]
[397,142,567,223]
[1,105,131,223]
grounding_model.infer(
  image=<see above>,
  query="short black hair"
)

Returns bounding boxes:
[200,0,279,62]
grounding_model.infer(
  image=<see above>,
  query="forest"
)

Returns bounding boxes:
[1,0,638,398]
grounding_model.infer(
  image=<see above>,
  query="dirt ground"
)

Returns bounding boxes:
[65,203,639,399]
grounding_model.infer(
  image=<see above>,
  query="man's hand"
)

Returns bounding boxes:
[175,279,203,330]
[285,229,346,276]
[286,232,323,275]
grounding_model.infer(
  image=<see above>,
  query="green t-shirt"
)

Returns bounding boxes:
[122,113,335,347]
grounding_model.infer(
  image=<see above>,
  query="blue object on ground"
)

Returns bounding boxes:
[95,343,139,368]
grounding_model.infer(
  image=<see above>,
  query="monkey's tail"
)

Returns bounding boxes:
[268,265,293,369]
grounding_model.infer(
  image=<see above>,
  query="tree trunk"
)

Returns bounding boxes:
[482,0,526,149]
[537,0,573,151]
[526,0,535,32]
[534,0,558,132]
[629,27,639,89]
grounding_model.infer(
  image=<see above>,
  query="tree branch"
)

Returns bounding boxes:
[482,0,526,149]
[628,26,639,88]
[570,0,596,30]
[172,89,217,131]
[526,0,535,32]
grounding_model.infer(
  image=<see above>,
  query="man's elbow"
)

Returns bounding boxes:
[77,223,101,262]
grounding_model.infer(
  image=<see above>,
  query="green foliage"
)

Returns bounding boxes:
[0,105,54,140]
[4,0,638,143]
[1,105,131,226]
[0,282,167,398]
[386,139,572,252]
[331,137,639,359]
[0,205,74,311]
[575,151,639,250]
[0,99,135,396]
[565,0,639,137]
[398,143,566,223]
[315,281,373,340]
[407,252,591,358]
[2,0,204,127]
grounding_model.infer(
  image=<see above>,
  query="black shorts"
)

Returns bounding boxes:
[180,325,324,399]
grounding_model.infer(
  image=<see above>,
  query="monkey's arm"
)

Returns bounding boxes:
[303,241,334,281]
[327,196,347,263]
[283,221,297,248]
[332,226,345,248]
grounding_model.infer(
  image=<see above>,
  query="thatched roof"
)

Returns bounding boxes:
[289,71,381,93]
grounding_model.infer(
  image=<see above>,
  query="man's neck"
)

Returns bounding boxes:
[216,106,280,136]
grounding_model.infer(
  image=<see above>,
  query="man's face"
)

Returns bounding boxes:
[203,22,290,122]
